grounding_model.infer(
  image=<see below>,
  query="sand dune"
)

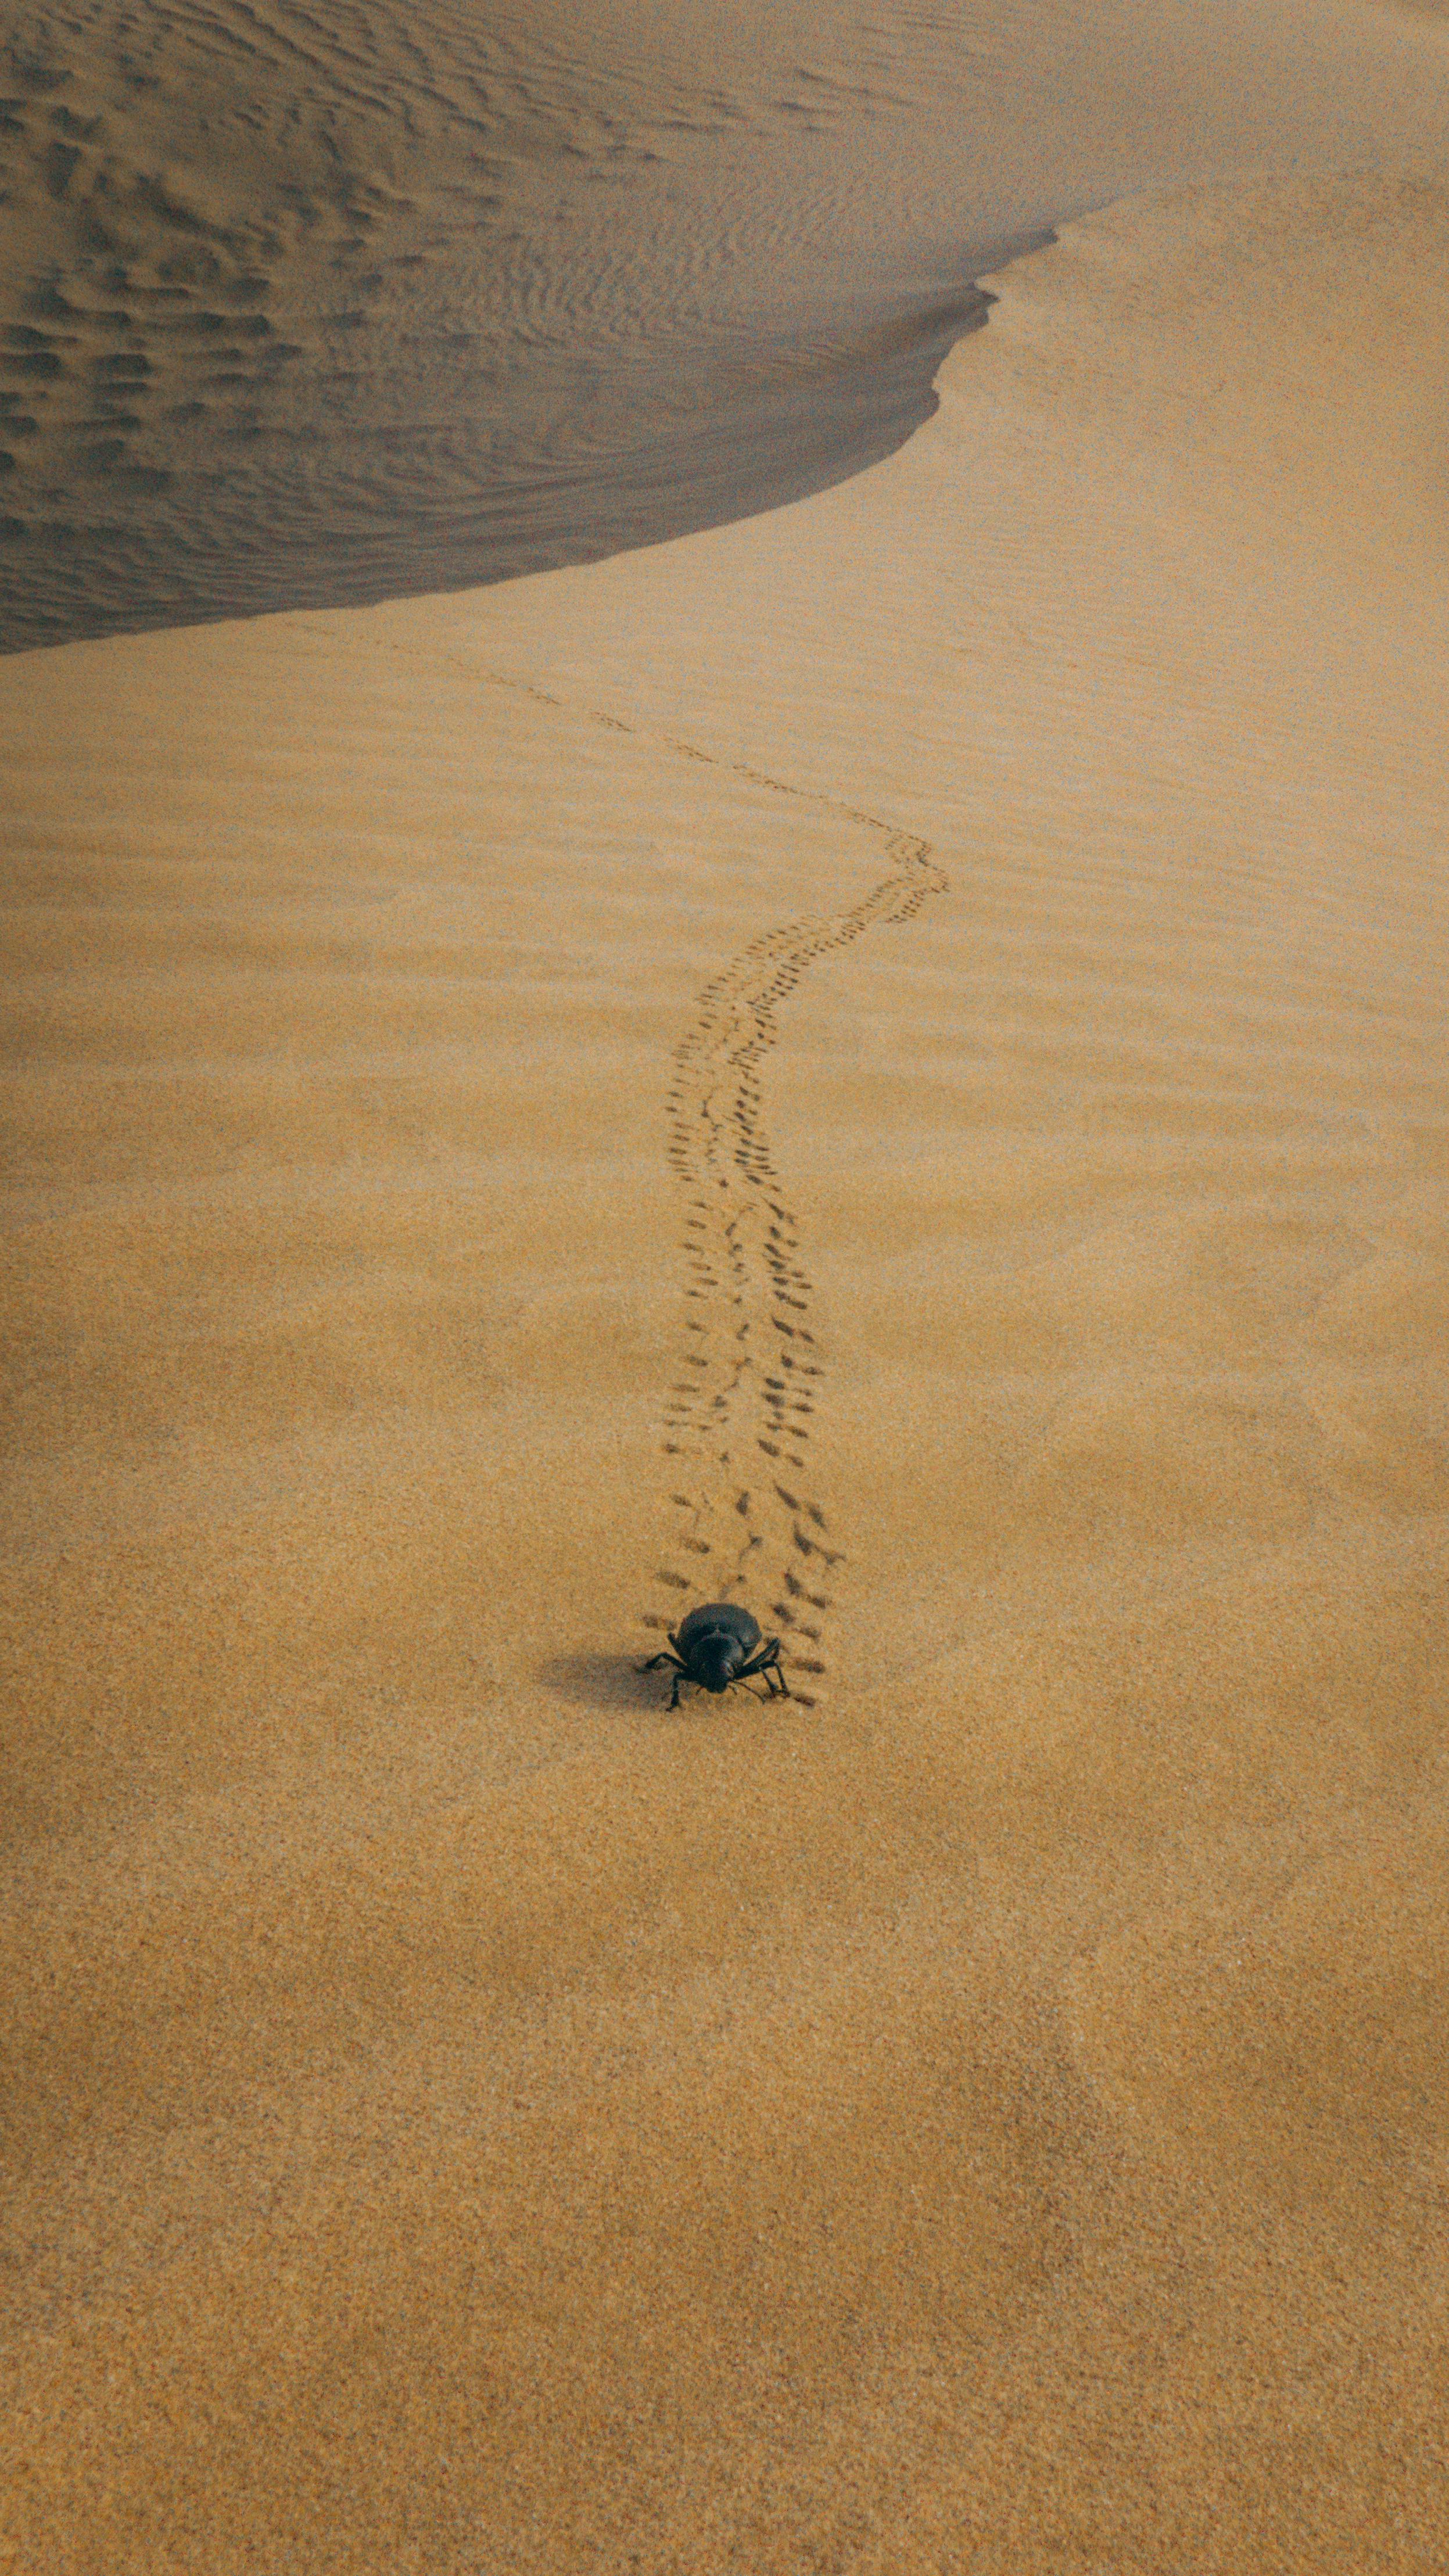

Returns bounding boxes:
[5,0,1449,647]
[5,2,1449,2568]
[6,162,1449,2565]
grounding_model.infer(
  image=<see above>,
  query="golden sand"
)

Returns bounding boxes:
[3,52,1449,2576]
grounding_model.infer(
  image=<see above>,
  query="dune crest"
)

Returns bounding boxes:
[5,0,1449,647]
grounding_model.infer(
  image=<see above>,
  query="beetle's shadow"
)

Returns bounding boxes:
[539,1654,783,1718]
[539,1652,675,1716]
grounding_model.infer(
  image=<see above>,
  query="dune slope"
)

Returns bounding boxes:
[4,0,1449,647]
[3,163,1448,2569]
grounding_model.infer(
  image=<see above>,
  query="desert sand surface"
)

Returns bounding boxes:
[5,4,1449,2573]
[6,0,1449,648]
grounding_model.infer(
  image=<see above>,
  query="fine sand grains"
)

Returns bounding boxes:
[3,173,1449,2571]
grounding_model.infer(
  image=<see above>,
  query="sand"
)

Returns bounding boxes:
[6,0,1449,647]
[4,4,1449,2571]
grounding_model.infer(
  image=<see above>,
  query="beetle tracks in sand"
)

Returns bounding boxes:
[469,662,948,1706]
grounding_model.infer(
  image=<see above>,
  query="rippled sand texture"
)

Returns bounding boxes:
[6,0,1449,647]
[4,163,1448,2569]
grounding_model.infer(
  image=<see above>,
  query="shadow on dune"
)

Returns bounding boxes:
[0,0,1062,652]
[0,274,1030,654]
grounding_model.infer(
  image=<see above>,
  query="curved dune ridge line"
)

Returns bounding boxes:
[3,0,1449,646]
[3,78,1449,2576]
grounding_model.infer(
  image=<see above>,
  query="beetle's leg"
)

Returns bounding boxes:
[638,1650,686,1674]
[737,1641,788,1696]
[738,1639,782,1671]
[670,1670,685,1710]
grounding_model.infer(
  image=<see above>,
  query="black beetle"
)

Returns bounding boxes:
[638,1599,787,1709]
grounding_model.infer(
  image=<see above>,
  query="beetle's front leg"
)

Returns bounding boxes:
[638,1650,685,1674]
[738,1641,789,1698]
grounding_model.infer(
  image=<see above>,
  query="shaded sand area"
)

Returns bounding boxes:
[6,0,1449,647]
[6,146,1449,2576]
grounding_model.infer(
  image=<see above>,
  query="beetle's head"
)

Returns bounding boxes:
[695,1630,745,1694]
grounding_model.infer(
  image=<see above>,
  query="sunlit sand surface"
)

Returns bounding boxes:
[3,6,1449,2570]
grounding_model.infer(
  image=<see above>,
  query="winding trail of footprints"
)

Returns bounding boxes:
[475,665,948,1706]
